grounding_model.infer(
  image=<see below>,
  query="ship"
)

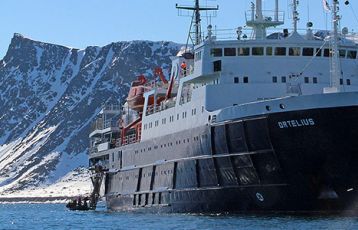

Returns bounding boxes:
[88,0,358,213]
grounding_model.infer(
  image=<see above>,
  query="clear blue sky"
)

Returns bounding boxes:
[1,0,358,58]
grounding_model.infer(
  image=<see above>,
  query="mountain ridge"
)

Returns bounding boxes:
[0,33,182,196]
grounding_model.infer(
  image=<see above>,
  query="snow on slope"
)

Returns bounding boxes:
[0,34,181,198]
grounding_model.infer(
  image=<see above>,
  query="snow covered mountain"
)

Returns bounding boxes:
[0,33,181,197]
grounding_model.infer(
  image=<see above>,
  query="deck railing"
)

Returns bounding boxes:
[91,118,120,133]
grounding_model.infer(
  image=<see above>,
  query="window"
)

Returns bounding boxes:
[272,76,277,83]
[211,48,222,57]
[324,49,331,57]
[252,47,264,56]
[266,47,273,56]
[304,77,309,83]
[281,76,286,83]
[313,77,318,84]
[213,60,221,72]
[234,77,239,84]
[315,48,322,57]
[347,50,357,59]
[340,79,343,85]
[302,48,314,56]
[275,47,286,56]
[289,47,301,56]
[243,77,249,83]
[195,51,202,61]
[224,48,236,56]
[339,50,346,58]
[238,47,250,56]
[347,79,351,85]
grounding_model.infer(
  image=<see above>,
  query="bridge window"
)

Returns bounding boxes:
[252,47,264,56]
[324,49,331,57]
[313,77,318,84]
[289,47,301,56]
[234,77,239,84]
[281,76,286,83]
[224,48,236,56]
[339,50,346,58]
[195,51,202,61]
[238,47,250,56]
[211,48,222,57]
[340,79,343,85]
[347,50,357,59]
[347,79,351,85]
[315,48,322,57]
[275,47,286,56]
[266,47,273,56]
[243,76,249,83]
[272,76,277,83]
[304,77,309,83]
[302,48,314,56]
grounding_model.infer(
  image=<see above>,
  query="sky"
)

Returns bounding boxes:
[0,0,358,58]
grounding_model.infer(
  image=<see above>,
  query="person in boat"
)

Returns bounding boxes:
[181,61,187,76]
[77,196,82,206]
[83,197,89,208]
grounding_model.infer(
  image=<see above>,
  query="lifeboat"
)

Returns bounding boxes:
[127,68,169,112]
[126,75,147,111]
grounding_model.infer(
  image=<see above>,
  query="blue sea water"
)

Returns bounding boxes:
[0,204,357,230]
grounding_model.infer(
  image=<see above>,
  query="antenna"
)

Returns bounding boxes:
[176,0,218,45]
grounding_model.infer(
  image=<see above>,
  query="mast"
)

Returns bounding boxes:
[246,0,284,40]
[275,0,279,21]
[176,0,218,45]
[330,0,342,92]
[292,0,299,33]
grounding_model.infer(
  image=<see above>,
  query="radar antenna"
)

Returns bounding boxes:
[176,0,218,46]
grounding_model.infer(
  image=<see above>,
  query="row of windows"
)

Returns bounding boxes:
[234,77,249,84]
[232,76,352,85]
[271,76,318,84]
[211,47,358,59]
[132,134,209,156]
[143,107,205,130]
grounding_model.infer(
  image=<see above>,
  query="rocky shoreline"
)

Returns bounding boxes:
[0,196,75,203]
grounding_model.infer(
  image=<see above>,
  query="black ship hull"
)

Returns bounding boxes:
[103,105,358,214]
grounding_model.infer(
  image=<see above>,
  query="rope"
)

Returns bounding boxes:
[299,40,328,75]
[349,4,358,26]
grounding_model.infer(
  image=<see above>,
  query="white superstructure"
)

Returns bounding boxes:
[139,0,358,141]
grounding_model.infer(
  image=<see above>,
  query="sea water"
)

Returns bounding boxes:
[0,203,357,230]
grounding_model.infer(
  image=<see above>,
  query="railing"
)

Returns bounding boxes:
[202,26,358,43]
[91,118,120,133]
[123,134,137,145]
[245,10,285,25]
[103,104,121,112]
[146,100,176,116]
[89,138,121,155]
[286,82,302,96]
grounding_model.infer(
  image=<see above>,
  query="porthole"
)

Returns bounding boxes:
[279,104,285,109]
[265,105,271,111]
